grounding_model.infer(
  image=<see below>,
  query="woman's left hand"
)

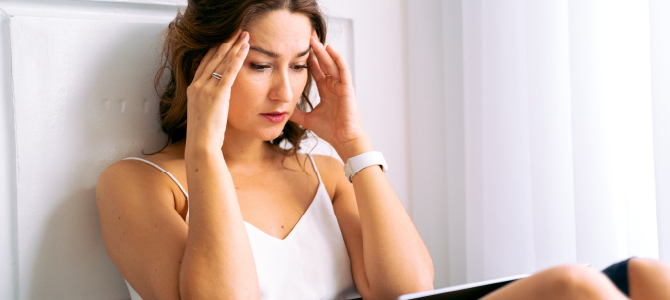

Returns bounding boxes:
[289,33,371,160]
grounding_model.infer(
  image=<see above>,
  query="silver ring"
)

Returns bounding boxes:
[212,72,222,80]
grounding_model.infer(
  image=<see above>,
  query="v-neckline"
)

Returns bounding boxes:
[243,180,324,241]
[182,154,325,241]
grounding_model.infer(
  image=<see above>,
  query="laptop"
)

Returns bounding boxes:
[396,274,530,300]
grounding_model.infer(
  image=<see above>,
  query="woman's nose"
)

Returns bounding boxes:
[268,70,293,103]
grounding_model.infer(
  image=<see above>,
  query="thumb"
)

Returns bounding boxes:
[290,109,309,128]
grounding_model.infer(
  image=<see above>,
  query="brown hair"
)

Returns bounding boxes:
[154,0,327,155]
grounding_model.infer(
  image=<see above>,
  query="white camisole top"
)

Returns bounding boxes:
[122,155,360,300]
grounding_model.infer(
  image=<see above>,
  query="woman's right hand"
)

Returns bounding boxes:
[186,30,250,149]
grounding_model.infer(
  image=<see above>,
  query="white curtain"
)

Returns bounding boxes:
[408,0,670,288]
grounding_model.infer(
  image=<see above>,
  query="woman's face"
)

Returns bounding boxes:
[228,9,312,141]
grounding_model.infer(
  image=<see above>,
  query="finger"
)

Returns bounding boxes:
[289,107,308,128]
[325,45,353,86]
[194,29,241,82]
[210,31,249,86]
[217,40,250,88]
[192,47,218,83]
[196,30,243,85]
[310,36,340,80]
[307,50,326,81]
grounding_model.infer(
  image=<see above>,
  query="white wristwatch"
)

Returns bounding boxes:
[343,151,388,182]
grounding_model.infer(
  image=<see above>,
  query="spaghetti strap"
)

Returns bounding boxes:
[307,154,323,184]
[123,157,190,199]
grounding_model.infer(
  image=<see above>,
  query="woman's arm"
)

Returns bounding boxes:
[328,142,434,300]
[313,152,433,300]
[97,160,190,300]
[290,34,434,300]
[98,31,260,300]
[178,31,260,299]
[180,147,259,299]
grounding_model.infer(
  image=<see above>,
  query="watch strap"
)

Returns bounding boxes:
[343,151,388,182]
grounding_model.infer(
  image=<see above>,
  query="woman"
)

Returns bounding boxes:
[97,0,433,299]
[96,0,670,299]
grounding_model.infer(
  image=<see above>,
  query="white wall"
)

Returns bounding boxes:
[650,0,670,264]
[2,2,179,298]
[407,0,451,288]
[1,7,19,300]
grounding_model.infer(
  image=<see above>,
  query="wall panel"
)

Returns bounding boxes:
[0,9,19,300]
[10,15,169,299]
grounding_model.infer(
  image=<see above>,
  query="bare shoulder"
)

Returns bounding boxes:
[309,153,344,174]
[96,158,181,232]
[95,156,188,299]
[97,142,187,215]
[97,158,173,207]
[309,154,349,201]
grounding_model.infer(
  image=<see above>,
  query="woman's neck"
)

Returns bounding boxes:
[221,127,279,168]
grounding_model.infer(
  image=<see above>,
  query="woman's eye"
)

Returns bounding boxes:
[292,65,309,72]
[249,64,308,73]
[250,63,270,72]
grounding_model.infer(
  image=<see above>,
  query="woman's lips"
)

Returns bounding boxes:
[260,112,287,123]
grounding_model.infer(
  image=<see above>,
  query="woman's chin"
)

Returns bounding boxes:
[258,130,284,142]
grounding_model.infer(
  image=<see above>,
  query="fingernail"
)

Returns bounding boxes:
[239,31,245,39]
[241,43,248,49]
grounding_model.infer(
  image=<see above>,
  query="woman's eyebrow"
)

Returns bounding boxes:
[296,46,311,57]
[249,46,312,58]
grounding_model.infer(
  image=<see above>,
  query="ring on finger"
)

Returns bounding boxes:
[212,72,222,80]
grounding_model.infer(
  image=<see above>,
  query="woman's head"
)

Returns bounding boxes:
[155,0,327,153]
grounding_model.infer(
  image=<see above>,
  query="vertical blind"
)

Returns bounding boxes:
[409,0,670,287]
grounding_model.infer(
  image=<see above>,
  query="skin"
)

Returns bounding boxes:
[97,9,434,300]
[628,258,670,299]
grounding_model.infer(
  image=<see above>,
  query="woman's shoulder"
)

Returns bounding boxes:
[97,155,174,202]
[97,150,189,224]
[306,153,347,198]
[308,153,344,171]
[97,144,187,207]
[100,144,179,181]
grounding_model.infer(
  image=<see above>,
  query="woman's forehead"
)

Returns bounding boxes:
[246,10,312,57]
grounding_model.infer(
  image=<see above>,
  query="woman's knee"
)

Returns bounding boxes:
[482,264,626,300]
[541,264,619,299]
[627,258,670,299]
[629,257,670,276]
[547,265,595,291]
